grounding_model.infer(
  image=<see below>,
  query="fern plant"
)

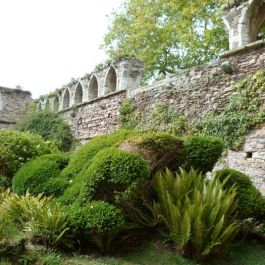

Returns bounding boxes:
[153,168,239,260]
[0,191,72,249]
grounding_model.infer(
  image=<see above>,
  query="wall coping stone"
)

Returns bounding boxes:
[58,89,126,114]
[0,86,31,95]
[220,40,265,59]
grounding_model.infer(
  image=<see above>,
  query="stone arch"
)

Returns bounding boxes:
[62,89,70,110]
[238,0,265,45]
[53,95,59,112]
[88,75,98,100]
[44,99,50,110]
[74,82,83,104]
[104,66,117,94]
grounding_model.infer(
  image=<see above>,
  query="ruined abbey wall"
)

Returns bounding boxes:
[0,87,32,129]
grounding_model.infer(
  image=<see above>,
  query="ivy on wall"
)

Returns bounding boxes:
[198,70,265,149]
[119,70,265,150]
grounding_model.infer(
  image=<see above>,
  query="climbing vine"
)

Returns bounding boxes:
[197,70,265,149]
[119,70,265,150]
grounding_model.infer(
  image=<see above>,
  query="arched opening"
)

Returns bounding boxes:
[88,75,98,100]
[74,83,83,104]
[241,0,265,43]
[53,95,59,112]
[45,99,50,110]
[62,89,70,110]
[104,66,117,94]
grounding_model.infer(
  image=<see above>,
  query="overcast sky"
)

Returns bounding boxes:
[0,0,123,98]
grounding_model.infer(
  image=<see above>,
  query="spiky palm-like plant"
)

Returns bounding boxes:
[153,168,239,260]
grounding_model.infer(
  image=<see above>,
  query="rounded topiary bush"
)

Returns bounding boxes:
[13,153,70,197]
[0,129,59,185]
[215,168,265,222]
[183,136,224,174]
[17,110,73,151]
[118,132,184,172]
[60,129,138,181]
[61,147,150,204]
[66,201,125,232]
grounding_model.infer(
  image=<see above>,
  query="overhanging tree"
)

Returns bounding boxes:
[102,0,228,83]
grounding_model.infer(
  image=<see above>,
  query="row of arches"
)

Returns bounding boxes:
[39,65,118,112]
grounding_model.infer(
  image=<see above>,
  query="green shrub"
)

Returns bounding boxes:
[0,129,59,184]
[183,136,224,174]
[81,147,150,202]
[17,110,73,151]
[215,168,265,222]
[119,100,137,130]
[66,201,125,253]
[66,201,125,232]
[13,154,70,197]
[62,147,150,204]
[60,129,138,181]
[153,168,238,260]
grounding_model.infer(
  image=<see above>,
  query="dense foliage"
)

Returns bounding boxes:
[0,190,71,256]
[183,136,224,174]
[60,129,137,181]
[215,168,265,223]
[17,110,73,151]
[153,168,238,260]
[0,129,59,187]
[103,0,228,82]
[61,147,150,205]
[13,154,70,197]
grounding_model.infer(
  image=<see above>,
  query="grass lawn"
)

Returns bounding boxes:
[63,240,265,265]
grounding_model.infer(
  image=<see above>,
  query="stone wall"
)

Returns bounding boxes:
[215,125,265,194]
[60,90,127,141]
[128,41,265,119]
[0,87,32,129]
[55,41,265,141]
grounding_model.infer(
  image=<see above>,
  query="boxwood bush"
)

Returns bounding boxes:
[60,129,138,181]
[183,135,224,174]
[0,129,59,186]
[13,153,70,197]
[215,168,265,222]
[66,201,125,232]
[61,147,150,204]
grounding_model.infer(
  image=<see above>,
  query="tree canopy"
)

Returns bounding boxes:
[103,0,228,83]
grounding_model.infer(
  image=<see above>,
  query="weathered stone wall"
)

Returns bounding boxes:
[56,41,265,141]
[215,125,265,194]
[128,41,265,119]
[0,87,32,129]
[60,90,127,141]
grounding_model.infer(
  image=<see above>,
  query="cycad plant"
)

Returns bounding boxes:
[153,168,239,260]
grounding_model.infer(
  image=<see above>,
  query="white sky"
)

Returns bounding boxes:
[0,0,123,98]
